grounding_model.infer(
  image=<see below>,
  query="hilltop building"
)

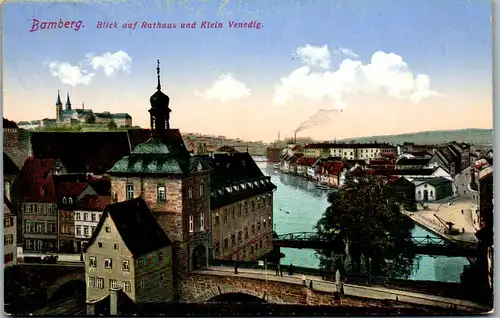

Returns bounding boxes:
[17,91,132,130]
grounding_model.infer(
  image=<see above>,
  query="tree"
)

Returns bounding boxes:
[84,113,96,124]
[107,120,117,130]
[315,172,419,280]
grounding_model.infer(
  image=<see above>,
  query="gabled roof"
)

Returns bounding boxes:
[126,129,153,150]
[3,152,20,175]
[396,158,430,166]
[88,178,111,196]
[414,177,451,187]
[57,182,88,197]
[78,194,111,212]
[4,147,29,170]
[13,158,58,202]
[4,195,14,215]
[30,132,133,174]
[85,198,171,257]
[3,118,18,129]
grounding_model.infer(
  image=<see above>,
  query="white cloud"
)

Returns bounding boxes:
[86,50,132,76]
[46,51,132,86]
[295,44,331,69]
[333,47,359,58]
[274,46,441,109]
[197,73,251,103]
[47,61,94,87]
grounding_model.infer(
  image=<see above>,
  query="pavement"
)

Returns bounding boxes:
[403,167,480,244]
[196,266,489,311]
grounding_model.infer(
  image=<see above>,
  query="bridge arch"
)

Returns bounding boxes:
[46,272,85,302]
[192,285,268,304]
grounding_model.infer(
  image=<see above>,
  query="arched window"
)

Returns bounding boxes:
[417,191,421,199]
[430,191,434,198]
[62,197,67,204]
[68,197,73,204]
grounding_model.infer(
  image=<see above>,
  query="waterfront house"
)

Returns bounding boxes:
[389,177,416,205]
[296,157,317,177]
[287,154,303,174]
[84,198,174,304]
[4,196,17,267]
[413,177,453,202]
[318,161,345,187]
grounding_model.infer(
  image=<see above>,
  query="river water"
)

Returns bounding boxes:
[259,163,469,283]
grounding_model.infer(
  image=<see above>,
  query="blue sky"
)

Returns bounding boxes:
[3,0,492,141]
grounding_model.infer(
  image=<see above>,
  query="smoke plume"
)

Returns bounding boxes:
[295,108,343,133]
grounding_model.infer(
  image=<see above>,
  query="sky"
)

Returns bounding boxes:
[3,0,492,142]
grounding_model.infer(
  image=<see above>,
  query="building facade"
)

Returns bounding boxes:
[75,195,110,252]
[84,199,173,303]
[200,153,276,261]
[4,197,17,267]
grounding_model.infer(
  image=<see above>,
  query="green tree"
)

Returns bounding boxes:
[107,120,117,130]
[84,113,96,124]
[315,173,419,279]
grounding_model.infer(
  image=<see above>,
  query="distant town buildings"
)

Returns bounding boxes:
[4,196,17,267]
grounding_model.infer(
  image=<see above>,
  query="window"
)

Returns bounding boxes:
[160,273,165,281]
[110,279,117,289]
[257,221,261,231]
[98,242,103,248]
[84,227,89,237]
[88,277,96,288]
[76,226,81,236]
[36,240,43,251]
[113,243,119,250]
[158,252,164,261]
[104,259,113,269]
[122,260,130,271]
[76,213,81,221]
[223,238,229,249]
[251,224,255,234]
[91,226,96,234]
[123,281,131,292]
[105,226,111,233]
[48,223,55,233]
[189,215,194,233]
[157,186,166,202]
[188,187,193,198]
[97,277,104,289]
[25,221,33,233]
[138,258,145,268]
[4,234,13,245]
[68,197,73,204]
[4,217,12,227]
[62,197,67,204]
[244,227,249,239]
[199,183,204,196]
[199,213,204,231]
[89,256,97,267]
[26,240,33,250]
[139,280,145,290]
[126,184,134,200]
[36,222,45,233]
[231,234,236,246]
[215,215,220,227]
[91,213,96,222]
[238,231,242,243]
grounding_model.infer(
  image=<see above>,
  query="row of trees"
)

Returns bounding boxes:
[315,173,419,279]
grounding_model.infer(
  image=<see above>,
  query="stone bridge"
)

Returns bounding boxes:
[46,270,85,302]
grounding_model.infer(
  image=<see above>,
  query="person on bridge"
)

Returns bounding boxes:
[234,264,239,275]
[302,274,307,286]
[280,265,283,276]
[276,264,280,276]
[309,280,313,289]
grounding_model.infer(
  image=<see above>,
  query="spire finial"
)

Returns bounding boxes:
[156,59,161,91]
[56,90,62,105]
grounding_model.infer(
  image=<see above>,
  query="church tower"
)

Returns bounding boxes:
[65,93,72,111]
[107,60,212,300]
[55,90,62,122]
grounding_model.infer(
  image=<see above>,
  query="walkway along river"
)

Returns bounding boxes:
[259,163,470,283]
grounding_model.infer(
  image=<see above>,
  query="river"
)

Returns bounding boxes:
[259,163,470,283]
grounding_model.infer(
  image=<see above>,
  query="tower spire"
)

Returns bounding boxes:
[156,59,161,91]
[66,93,72,110]
[56,90,62,105]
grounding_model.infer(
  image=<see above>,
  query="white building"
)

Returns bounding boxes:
[4,198,17,267]
[74,195,110,252]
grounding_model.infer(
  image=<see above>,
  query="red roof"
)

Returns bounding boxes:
[78,195,111,212]
[57,182,88,197]
[296,157,318,166]
[14,157,58,203]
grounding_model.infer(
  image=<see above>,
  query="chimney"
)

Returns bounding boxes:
[294,131,297,144]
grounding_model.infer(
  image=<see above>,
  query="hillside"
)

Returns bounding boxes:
[339,129,493,146]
